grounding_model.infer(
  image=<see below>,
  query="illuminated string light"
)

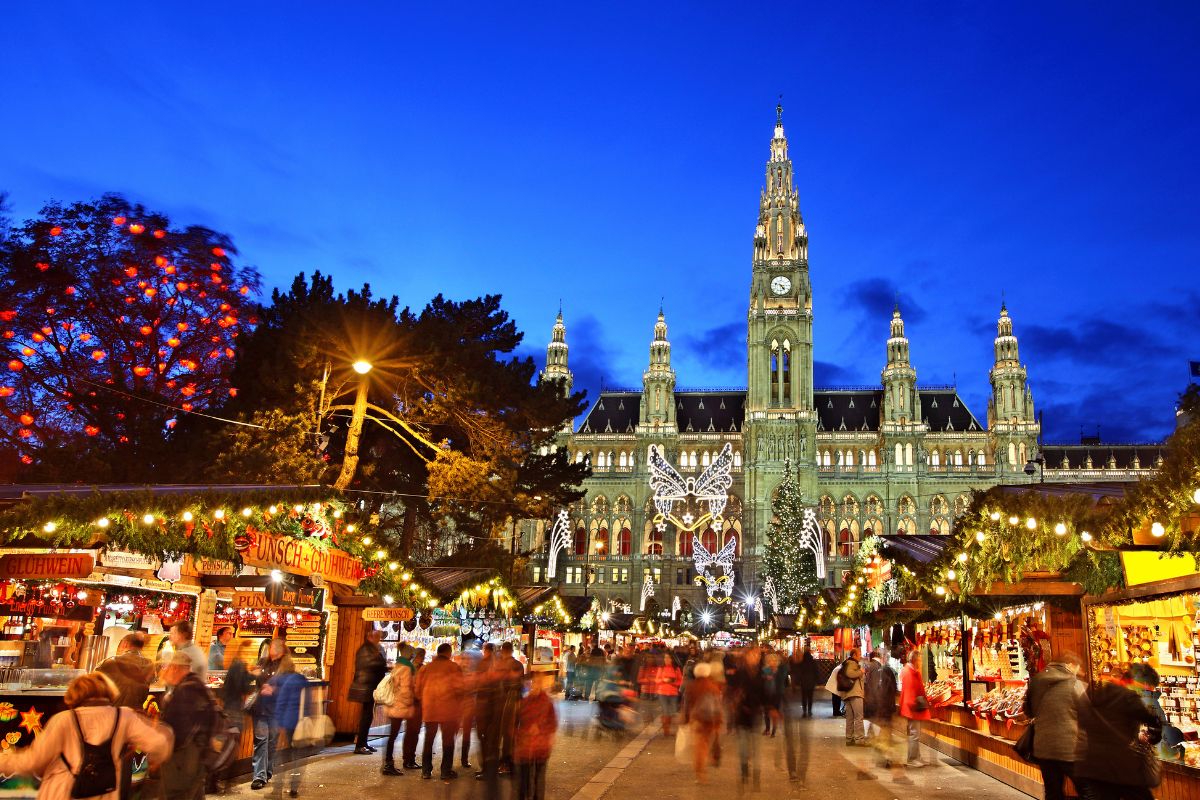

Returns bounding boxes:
[1054,522,1067,536]
[142,513,155,525]
[182,511,194,522]
[1151,522,1165,537]
[96,518,110,529]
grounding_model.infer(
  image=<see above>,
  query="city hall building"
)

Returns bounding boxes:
[525,107,1163,610]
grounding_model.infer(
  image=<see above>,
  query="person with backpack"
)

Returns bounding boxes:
[838,651,866,746]
[160,650,222,800]
[0,671,170,800]
[682,662,724,784]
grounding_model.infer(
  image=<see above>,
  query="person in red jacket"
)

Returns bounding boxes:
[898,650,932,767]
[514,665,559,800]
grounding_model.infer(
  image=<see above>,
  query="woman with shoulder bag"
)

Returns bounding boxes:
[898,650,932,768]
[379,645,416,776]
[0,672,170,800]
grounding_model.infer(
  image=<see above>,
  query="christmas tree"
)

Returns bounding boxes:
[763,460,819,611]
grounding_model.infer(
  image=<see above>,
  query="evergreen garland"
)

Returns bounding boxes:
[762,460,819,611]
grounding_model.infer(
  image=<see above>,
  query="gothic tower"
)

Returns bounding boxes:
[988,304,1040,473]
[638,310,677,432]
[540,309,573,395]
[881,305,924,470]
[745,104,818,561]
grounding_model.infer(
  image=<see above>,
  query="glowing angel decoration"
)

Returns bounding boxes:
[762,576,780,614]
[692,532,738,603]
[545,509,570,579]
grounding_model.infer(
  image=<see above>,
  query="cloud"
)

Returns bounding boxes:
[515,313,619,405]
[680,323,745,371]
[840,277,928,326]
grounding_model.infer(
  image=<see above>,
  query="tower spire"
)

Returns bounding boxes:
[987,304,1040,471]
[881,304,920,426]
[639,309,676,431]
[540,308,573,398]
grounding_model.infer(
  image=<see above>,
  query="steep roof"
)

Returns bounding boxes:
[576,387,985,435]
[1040,444,1165,470]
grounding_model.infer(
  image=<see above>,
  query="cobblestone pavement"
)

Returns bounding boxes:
[221,694,1034,800]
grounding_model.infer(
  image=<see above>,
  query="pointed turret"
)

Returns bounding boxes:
[754,103,809,265]
[987,304,1040,471]
[639,310,676,431]
[881,304,921,427]
[540,308,573,396]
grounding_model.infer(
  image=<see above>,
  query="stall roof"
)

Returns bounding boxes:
[511,585,556,609]
[0,483,318,506]
[879,534,954,564]
[415,567,499,598]
[989,481,1134,503]
[557,594,594,620]
[603,612,636,631]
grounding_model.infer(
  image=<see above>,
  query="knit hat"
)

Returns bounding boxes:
[693,662,711,679]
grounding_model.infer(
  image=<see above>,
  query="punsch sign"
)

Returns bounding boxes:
[241,529,364,587]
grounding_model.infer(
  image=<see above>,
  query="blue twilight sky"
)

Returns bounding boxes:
[2,3,1198,443]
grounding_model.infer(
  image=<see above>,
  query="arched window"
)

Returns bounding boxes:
[895,443,903,466]
[867,450,877,467]
[573,526,587,556]
[722,527,740,556]
[930,449,940,467]
[733,451,743,468]
[978,450,987,467]
[838,526,859,558]
[617,527,632,557]
[619,452,628,468]
[905,442,914,465]
[701,527,718,554]
[690,451,698,468]
[1008,442,1017,467]
[679,529,694,557]
[646,527,663,556]
[702,451,711,467]
[1019,442,1028,465]
[954,450,963,466]
[594,526,609,555]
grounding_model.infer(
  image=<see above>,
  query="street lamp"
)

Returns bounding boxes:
[334,359,373,490]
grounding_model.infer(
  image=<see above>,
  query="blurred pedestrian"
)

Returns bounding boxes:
[380,643,416,776]
[456,647,479,770]
[266,651,309,799]
[209,627,234,673]
[864,648,898,766]
[213,655,253,793]
[495,642,525,774]
[683,662,724,784]
[349,626,386,755]
[561,645,577,699]
[169,620,208,681]
[898,650,932,767]
[762,650,783,736]
[514,666,558,800]
[415,643,465,781]
[0,672,170,800]
[731,647,765,789]
[249,637,293,789]
[160,650,218,800]
[1074,666,1162,800]
[96,631,154,711]
[1023,651,1083,800]
[402,647,427,769]
[840,651,866,745]
[790,645,817,718]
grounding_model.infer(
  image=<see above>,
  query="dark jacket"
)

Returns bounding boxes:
[97,651,154,710]
[414,655,465,723]
[731,666,766,728]
[348,641,387,703]
[161,672,212,748]
[269,671,309,734]
[863,659,897,719]
[221,659,253,714]
[252,654,287,719]
[1075,681,1163,785]
[792,652,818,690]
[1024,662,1082,762]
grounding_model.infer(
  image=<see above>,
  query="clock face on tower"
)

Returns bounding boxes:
[770,276,792,295]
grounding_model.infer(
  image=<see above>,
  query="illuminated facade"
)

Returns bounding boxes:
[526,106,1163,609]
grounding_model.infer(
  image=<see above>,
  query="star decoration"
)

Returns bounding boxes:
[655,522,666,533]
[18,707,43,736]
[713,520,723,532]
[682,513,694,526]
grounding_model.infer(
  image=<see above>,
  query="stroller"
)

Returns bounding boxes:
[595,670,637,735]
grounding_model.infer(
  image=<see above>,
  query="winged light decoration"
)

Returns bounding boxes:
[692,531,738,603]
[545,509,571,579]
[799,507,826,580]
[639,572,655,611]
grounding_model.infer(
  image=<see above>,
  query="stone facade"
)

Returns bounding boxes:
[524,106,1163,610]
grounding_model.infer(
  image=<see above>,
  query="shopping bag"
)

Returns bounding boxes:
[674,722,693,764]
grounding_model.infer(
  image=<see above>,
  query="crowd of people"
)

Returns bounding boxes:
[0,625,1173,800]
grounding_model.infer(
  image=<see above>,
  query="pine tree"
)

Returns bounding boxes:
[763,460,819,611]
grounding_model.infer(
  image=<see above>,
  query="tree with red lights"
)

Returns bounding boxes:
[0,194,260,480]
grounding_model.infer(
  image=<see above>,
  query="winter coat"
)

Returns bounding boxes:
[1075,681,1163,786]
[898,663,932,721]
[649,664,682,697]
[0,704,171,800]
[683,676,724,727]
[161,672,213,747]
[731,666,766,728]
[96,651,154,710]
[863,659,897,719]
[384,661,417,719]
[513,690,558,762]
[840,657,865,699]
[269,671,309,734]
[1023,662,1083,762]
[348,641,387,703]
[415,655,465,723]
[792,653,818,690]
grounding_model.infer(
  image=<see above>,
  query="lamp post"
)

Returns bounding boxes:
[333,360,373,490]
[1024,454,1045,483]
